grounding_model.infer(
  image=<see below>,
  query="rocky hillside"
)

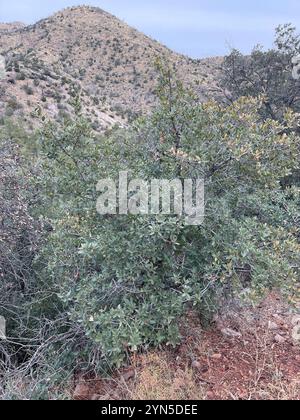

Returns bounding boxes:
[0,22,26,33]
[0,5,222,131]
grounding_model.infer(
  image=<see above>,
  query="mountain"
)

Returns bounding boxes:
[0,5,222,131]
[0,22,26,33]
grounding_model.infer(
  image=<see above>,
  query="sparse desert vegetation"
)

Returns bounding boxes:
[0,6,222,132]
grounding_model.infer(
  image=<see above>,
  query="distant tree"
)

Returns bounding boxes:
[221,24,300,124]
[221,24,300,185]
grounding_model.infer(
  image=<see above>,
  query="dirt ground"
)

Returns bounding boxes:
[72,293,300,401]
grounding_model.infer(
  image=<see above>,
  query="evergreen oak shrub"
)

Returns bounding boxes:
[35,69,300,366]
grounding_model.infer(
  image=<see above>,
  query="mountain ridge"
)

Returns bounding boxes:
[0,5,222,131]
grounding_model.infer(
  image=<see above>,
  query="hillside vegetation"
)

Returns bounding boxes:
[0,6,221,130]
[0,8,299,400]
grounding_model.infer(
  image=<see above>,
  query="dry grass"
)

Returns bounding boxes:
[128,353,207,400]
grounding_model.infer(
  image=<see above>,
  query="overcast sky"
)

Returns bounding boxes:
[1,0,300,57]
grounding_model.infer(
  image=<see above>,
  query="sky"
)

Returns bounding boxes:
[0,0,300,58]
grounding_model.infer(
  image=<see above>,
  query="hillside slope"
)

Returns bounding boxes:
[0,22,26,33]
[0,6,222,130]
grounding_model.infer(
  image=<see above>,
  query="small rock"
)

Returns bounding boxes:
[221,328,242,339]
[206,391,215,399]
[268,321,279,331]
[73,383,90,400]
[201,365,209,374]
[211,353,222,360]
[212,314,220,323]
[273,314,285,323]
[274,334,286,344]
[291,315,300,326]
[292,324,300,344]
[121,368,135,381]
[191,360,201,369]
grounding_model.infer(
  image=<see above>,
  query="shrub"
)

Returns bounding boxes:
[16,72,26,81]
[7,97,22,111]
[0,131,51,395]
[36,67,299,366]
[23,84,34,95]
